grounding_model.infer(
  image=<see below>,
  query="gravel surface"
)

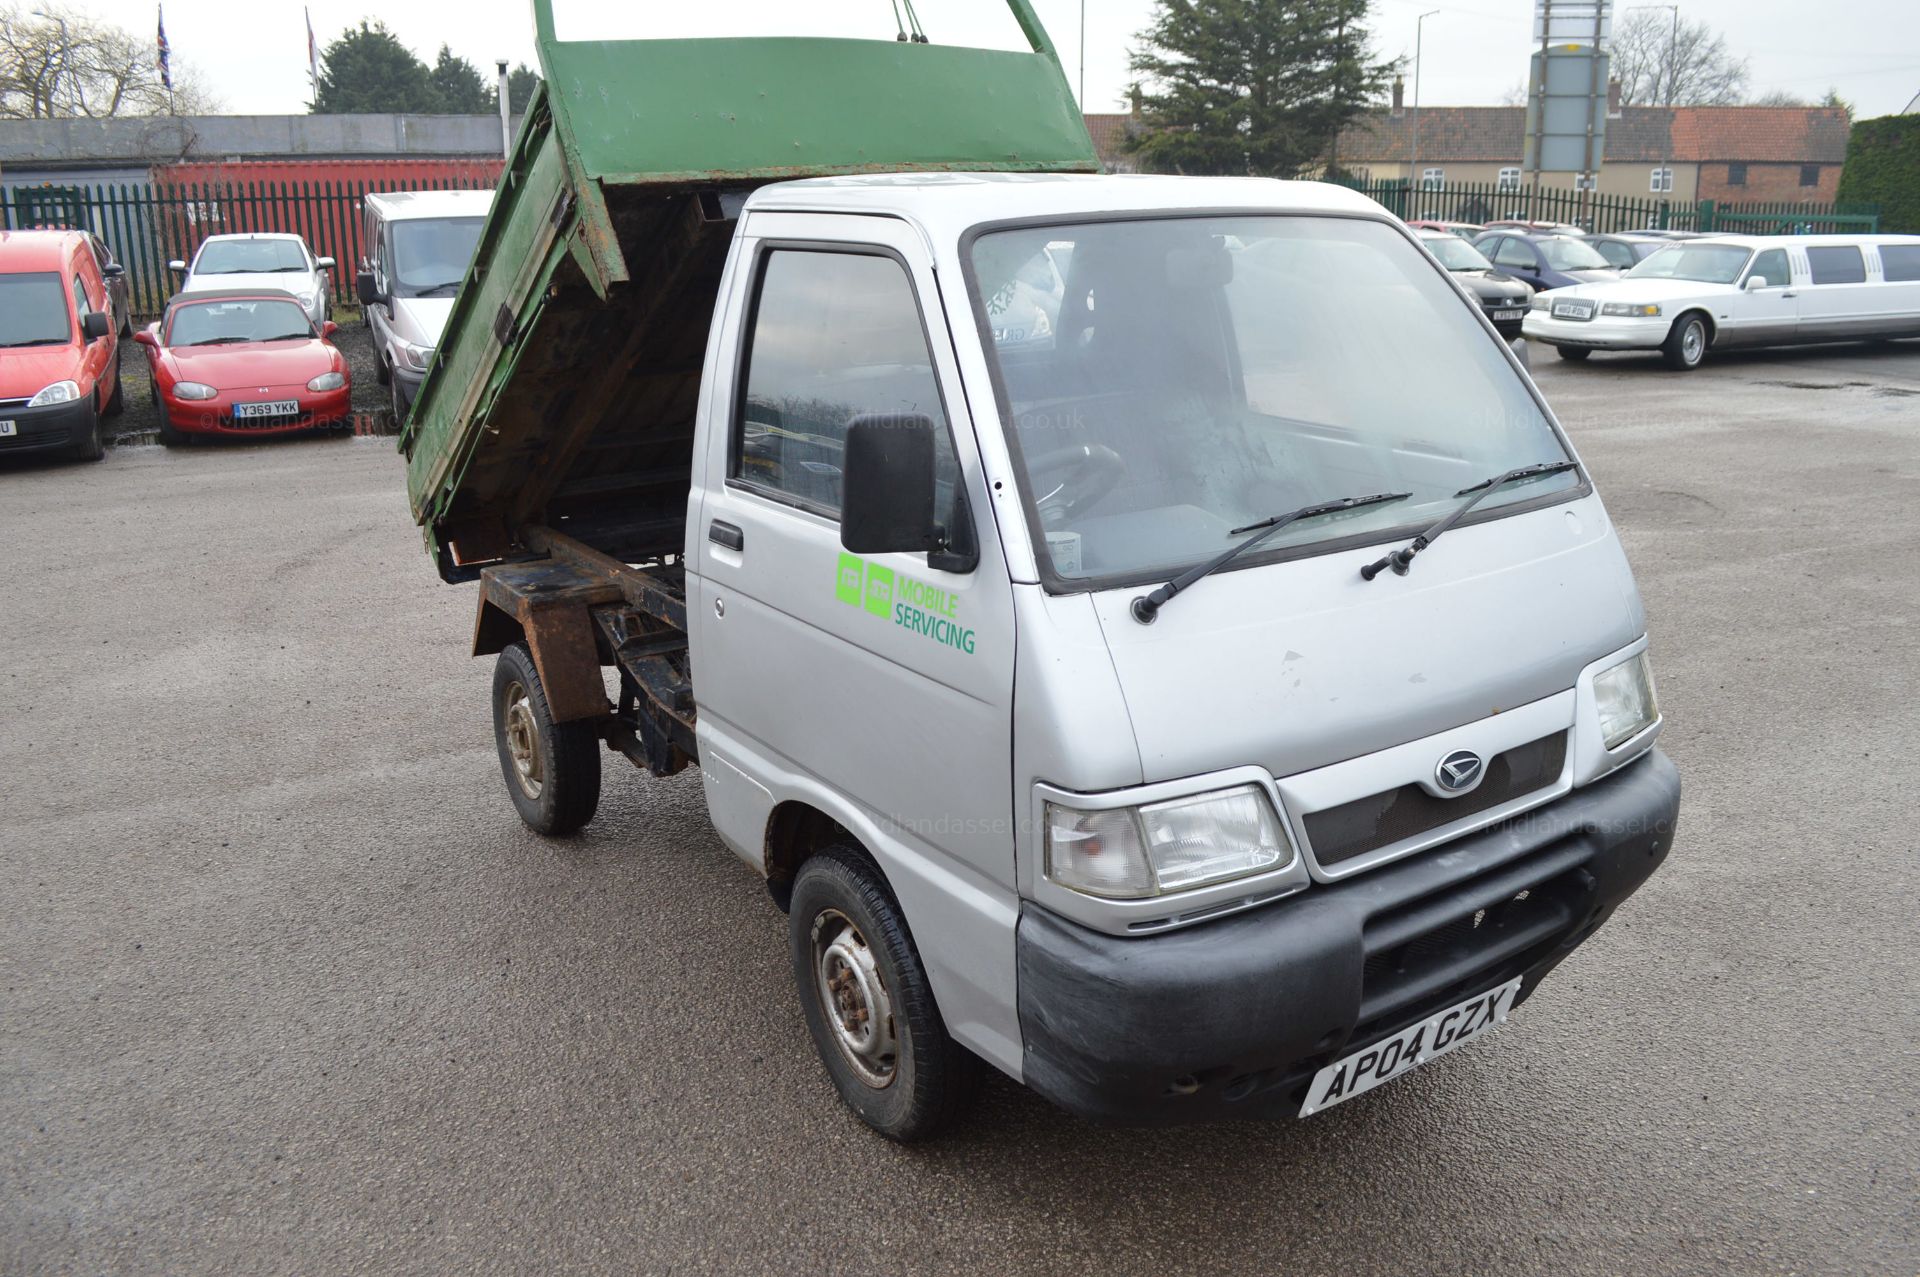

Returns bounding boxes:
[106,314,391,445]
[2,339,1917,1275]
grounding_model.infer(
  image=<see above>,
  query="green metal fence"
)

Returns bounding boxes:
[1335,178,1880,237]
[2,175,498,317]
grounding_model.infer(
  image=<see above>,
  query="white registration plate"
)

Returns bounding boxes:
[1551,300,1595,320]
[1300,976,1522,1116]
[234,400,300,419]
[1493,308,1528,321]
[0,420,15,437]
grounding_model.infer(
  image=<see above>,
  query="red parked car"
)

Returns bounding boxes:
[135,289,351,446]
[0,229,125,463]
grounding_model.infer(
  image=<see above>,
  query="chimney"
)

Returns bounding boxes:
[1391,77,1405,115]
[1129,85,1144,118]
[1607,78,1622,118]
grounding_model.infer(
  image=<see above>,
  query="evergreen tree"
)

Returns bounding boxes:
[1125,0,1396,177]
[311,21,439,114]
[427,45,491,113]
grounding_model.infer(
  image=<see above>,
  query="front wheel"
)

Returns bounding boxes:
[1662,313,1709,371]
[1555,345,1592,362]
[491,642,601,835]
[790,846,980,1141]
[68,408,105,462]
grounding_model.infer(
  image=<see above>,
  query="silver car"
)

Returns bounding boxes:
[170,233,334,327]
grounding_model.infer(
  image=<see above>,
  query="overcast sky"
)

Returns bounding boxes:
[85,0,1920,120]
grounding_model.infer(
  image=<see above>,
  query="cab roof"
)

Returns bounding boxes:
[0,228,87,271]
[363,189,494,221]
[743,174,1390,243]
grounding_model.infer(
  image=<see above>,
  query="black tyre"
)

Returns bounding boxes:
[491,642,601,835]
[1555,345,1592,362]
[1662,312,1709,371]
[157,414,190,447]
[390,377,408,430]
[376,354,392,386]
[790,846,980,1141]
[68,406,105,462]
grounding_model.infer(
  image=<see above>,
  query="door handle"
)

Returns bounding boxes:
[1781,291,1797,298]
[708,519,744,551]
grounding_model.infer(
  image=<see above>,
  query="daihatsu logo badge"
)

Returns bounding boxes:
[1436,750,1485,793]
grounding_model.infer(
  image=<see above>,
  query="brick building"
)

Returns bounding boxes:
[1080,94,1851,203]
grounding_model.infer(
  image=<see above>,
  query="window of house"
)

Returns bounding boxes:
[1727,162,1748,187]
[1649,168,1674,194]
[1497,167,1521,191]
[1421,168,1445,191]
[1805,245,1866,285]
[1878,244,1920,283]
[733,248,958,519]
[1574,173,1596,191]
[1746,248,1790,288]
[1799,164,1820,187]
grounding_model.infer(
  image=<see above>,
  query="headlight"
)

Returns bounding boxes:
[397,341,433,371]
[27,380,80,407]
[1045,784,1290,899]
[1601,302,1662,317]
[1530,295,1551,311]
[1594,651,1659,749]
[173,381,218,400]
[307,372,345,391]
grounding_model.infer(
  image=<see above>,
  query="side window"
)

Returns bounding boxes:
[1492,237,1534,269]
[1806,246,1866,285]
[1595,240,1635,269]
[70,273,90,321]
[1879,245,1920,283]
[734,249,958,520]
[1747,249,1790,288]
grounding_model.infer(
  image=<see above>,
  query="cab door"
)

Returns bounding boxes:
[688,211,1021,1062]
[1721,246,1798,347]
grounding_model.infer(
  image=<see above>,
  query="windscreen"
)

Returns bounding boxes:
[1627,244,1752,284]
[167,299,313,346]
[1537,238,1612,271]
[968,216,1577,585]
[1423,236,1494,272]
[195,239,309,275]
[390,217,487,297]
[0,272,72,347]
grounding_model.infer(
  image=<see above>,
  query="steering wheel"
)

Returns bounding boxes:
[1026,443,1126,526]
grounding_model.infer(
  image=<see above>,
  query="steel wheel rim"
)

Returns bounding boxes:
[1682,322,1704,363]
[502,680,543,799]
[811,908,898,1089]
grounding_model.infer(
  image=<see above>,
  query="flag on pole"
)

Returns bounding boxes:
[156,6,172,92]
[306,9,323,92]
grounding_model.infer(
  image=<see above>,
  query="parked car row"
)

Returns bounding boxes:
[1523,234,1920,369]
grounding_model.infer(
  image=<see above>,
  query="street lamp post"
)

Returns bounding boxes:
[1410,10,1439,214]
[1629,3,1680,222]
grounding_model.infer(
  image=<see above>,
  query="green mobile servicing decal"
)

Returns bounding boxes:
[836,553,976,655]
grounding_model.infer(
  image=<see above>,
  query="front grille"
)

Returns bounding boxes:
[1304,731,1567,868]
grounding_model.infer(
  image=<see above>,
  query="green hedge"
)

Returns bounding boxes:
[1838,116,1920,235]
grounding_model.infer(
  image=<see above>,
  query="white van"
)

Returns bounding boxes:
[1523,233,1920,368]
[357,190,494,416]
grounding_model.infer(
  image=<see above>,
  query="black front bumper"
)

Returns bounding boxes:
[1016,748,1681,1124]
[0,398,94,457]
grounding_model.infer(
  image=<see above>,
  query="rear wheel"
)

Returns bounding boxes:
[1555,345,1592,362]
[790,846,980,1141]
[1662,313,1709,370]
[491,642,601,835]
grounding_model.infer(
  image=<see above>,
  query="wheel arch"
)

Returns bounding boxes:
[1672,307,1716,344]
[763,800,863,912]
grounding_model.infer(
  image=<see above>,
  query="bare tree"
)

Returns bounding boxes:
[1609,10,1748,107]
[0,3,220,119]
[1496,81,1528,107]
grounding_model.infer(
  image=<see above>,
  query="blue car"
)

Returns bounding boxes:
[1471,231,1620,293]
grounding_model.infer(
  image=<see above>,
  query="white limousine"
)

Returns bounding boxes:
[1522,233,1920,369]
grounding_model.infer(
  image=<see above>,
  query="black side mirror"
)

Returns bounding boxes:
[103,263,125,279]
[355,270,385,307]
[81,311,111,341]
[840,413,943,557]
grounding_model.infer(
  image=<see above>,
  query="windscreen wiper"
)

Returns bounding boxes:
[1359,461,1580,581]
[412,281,462,296]
[1132,491,1412,623]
